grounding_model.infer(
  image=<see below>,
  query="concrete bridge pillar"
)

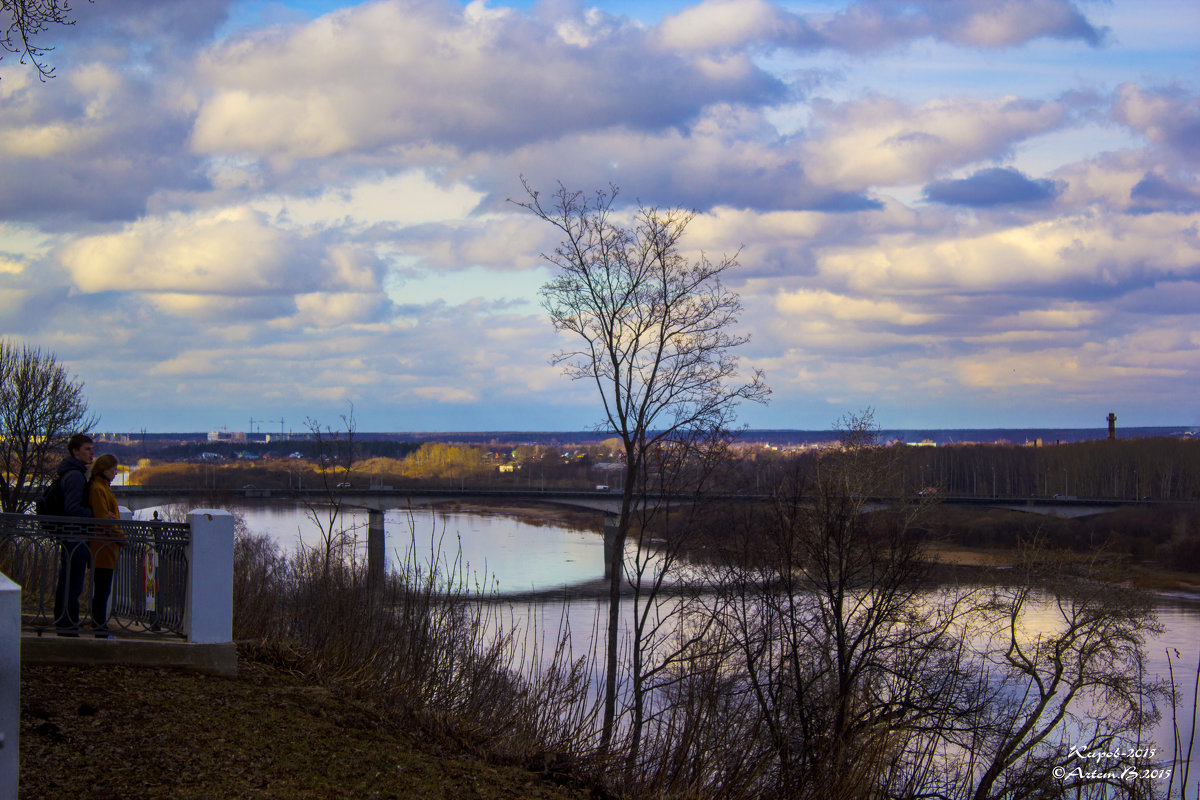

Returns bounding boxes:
[603,516,620,580]
[368,509,385,583]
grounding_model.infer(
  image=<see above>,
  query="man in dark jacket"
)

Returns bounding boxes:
[52,433,94,635]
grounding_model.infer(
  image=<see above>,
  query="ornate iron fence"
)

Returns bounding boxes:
[0,513,189,638]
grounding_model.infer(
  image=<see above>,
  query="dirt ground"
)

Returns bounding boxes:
[19,651,594,800]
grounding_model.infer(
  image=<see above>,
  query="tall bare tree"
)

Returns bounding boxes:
[0,340,97,512]
[514,179,769,750]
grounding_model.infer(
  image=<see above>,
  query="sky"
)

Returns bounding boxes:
[0,0,1197,434]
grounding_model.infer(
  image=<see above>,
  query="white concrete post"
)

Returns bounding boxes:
[0,573,20,800]
[185,510,234,644]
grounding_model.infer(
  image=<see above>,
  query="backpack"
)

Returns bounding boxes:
[35,475,66,515]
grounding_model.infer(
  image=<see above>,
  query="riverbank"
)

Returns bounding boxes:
[19,645,595,800]
[461,499,1200,598]
[927,542,1200,596]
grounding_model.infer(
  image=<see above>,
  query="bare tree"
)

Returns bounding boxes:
[702,410,986,797]
[0,340,97,512]
[514,179,769,750]
[1,0,81,79]
[954,543,1167,800]
[301,404,361,578]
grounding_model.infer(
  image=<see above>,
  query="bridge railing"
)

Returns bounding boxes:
[0,512,189,638]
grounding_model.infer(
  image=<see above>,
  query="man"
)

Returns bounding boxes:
[52,433,94,635]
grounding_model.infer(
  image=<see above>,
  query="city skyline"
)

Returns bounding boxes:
[1,0,1197,433]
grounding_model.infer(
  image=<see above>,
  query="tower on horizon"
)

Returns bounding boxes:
[1107,412,1117,440]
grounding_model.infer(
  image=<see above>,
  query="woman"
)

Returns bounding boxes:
[87,454,124,638]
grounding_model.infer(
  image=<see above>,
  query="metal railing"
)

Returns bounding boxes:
[0,513,189,638]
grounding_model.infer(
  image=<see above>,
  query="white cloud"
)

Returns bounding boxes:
[802,94,1066,190]
[657,0,812,52]
[188,0,781,165]
[775,288,938,326]
[818,211,1200,293]
[251,171,484,229]
[58,206,391,308]
[291,292,389,328]
[61,206,301,294]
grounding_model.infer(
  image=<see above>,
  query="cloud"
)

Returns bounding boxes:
[58,206,386,304]
[1111,84,1200,164]
[656,0,821,52]
[800,94,1066,191]
[62,1,234,66]
[1129,172,1200,214]
[61,206,305,295]
[924,167,1064,207]
[0,57,204,224]
[251,171,484,229]
[411,386,479,404]
[985,304,1101,331]
[819,0,1106,50]
[0,0,1194,431]
[655,0,1106,55]
[290,292,392,328]
[189,0,784,164]
[143,293,297,322]
[464,104,890,213]
[819,210,1200,294]
[775,288,939,326]
[953,343,1187,390]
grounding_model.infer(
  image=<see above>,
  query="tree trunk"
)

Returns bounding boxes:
[600,484,633,752]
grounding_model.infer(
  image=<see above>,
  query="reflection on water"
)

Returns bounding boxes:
[138,500,608,594]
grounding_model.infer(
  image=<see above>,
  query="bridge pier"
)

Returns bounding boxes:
[603,516,620,580]
[368,509,385,583]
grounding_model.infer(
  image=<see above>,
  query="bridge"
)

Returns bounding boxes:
[112,485,1166,519]
[113,486,634,514]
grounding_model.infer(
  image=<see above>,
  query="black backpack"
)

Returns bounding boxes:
[35,475,66,515]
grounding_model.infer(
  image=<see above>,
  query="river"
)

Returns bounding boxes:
[141,499,1200,792]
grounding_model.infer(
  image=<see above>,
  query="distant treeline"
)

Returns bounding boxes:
[128,436,1200,502]
[884,437,1199,500]
[91,425,1196,453]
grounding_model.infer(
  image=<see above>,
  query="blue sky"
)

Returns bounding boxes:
[1,0,1197,433]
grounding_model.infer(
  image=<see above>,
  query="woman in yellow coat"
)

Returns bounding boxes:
[87,454,124,637]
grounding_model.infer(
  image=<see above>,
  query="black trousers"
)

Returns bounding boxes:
[52,541,90,631]
[92,567,115,630]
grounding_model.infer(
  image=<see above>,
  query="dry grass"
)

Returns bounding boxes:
[19,648,595,800]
